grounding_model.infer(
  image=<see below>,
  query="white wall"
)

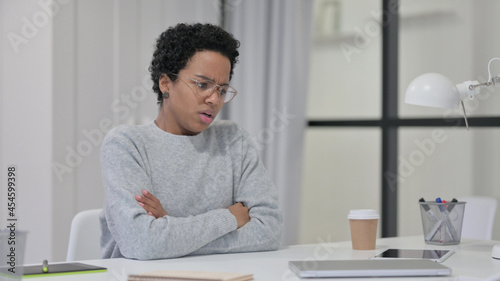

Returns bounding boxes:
[1,0,54,263]
[0,1,3,228]
[471,0,500,239]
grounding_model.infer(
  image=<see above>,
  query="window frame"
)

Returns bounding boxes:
[307,0,500,237]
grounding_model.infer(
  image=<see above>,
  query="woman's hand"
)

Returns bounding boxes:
[135,189,168,219]
[228,202,250,228]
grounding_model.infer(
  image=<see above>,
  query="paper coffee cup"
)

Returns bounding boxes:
[348,209,379,250]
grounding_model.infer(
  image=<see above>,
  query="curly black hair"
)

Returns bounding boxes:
[149,23,240,105]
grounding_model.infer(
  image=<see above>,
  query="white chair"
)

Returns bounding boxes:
[459,196,497,240]
[66,209,102,261]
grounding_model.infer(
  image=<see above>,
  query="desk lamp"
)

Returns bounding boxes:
[405,58,500,129]
[405,58,500,259]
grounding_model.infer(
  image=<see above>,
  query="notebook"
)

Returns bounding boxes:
[127,270,253,281]
[21,262,106,278]
[288,259,452,278]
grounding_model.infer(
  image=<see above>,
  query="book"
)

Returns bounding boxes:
[127,270,253,281]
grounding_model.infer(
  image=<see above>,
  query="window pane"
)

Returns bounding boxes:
[299,128,381,243]
[399,0,500,118]
[307,0,381,120]
[397,128,500,238]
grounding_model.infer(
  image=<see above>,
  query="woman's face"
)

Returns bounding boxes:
[158,51,231,135]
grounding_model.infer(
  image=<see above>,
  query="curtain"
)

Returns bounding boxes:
[224,0,314,245]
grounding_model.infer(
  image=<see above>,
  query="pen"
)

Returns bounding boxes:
[43,259,48,273]
[435,198,445,242]
[426,198,458,242]
[423,197,445,241]
[447,198,458,212]
[419,198,438,223]
[436,198,458,241]
[436,197,444,210]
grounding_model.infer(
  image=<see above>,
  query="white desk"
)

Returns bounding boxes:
[27,236,500,280]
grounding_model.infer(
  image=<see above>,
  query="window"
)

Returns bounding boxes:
[300,0,500,243]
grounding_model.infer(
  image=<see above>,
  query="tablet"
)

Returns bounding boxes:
[371,249,455,263]
[288,259,452,278]
[21,262,107,277]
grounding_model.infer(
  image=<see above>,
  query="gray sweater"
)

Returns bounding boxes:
[99,120,283,259]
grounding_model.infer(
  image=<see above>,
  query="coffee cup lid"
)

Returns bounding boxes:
[348,209,379,219]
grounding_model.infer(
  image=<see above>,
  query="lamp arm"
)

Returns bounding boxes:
[457,75,499,131]
[467,57,500,93]
[468,76,500,91]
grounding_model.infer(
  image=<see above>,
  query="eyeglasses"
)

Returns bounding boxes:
[170,73,238,104]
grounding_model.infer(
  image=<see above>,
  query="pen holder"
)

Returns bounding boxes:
[419,202,466,245]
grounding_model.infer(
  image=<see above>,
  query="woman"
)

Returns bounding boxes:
[99,23,283,260]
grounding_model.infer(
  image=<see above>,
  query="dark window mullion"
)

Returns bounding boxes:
[308,117,500,127]
[381,0,399,238]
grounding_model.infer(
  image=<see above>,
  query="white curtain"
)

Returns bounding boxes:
[224,0,314,245]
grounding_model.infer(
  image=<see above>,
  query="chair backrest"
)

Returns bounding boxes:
[459,196,497,240]
[66,209,102,261]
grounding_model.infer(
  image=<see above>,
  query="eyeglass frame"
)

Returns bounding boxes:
[169,73,238,104]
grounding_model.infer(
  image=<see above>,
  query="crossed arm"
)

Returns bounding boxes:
[101,124,283,259]
[136,189,250,228]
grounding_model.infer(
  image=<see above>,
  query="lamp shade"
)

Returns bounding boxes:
[405,73,460,109]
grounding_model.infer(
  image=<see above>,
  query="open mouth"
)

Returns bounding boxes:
[199,112,214,123]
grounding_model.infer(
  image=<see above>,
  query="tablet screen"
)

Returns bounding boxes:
[373,249,454,263]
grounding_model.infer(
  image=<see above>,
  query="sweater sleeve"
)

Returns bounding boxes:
[100,128,238,260]
[190,126,283,255]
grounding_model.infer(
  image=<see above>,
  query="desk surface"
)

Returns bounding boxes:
[28,236,500,280]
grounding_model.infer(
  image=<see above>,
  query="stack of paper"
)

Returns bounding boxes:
[128,270,253,281]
